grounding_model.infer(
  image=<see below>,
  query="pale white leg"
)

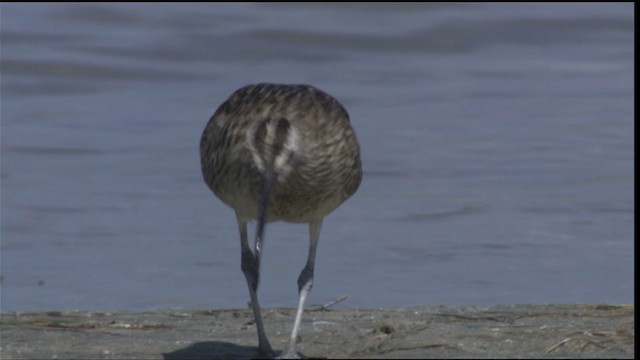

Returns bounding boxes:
[278,218,323,359]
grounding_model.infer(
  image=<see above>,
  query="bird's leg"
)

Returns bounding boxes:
[239,169,278,357]
[237,212,273,357]
[278,218,324,359]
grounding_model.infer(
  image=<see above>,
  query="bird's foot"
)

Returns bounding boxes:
[257,344,275,359]
[275,348,303,359]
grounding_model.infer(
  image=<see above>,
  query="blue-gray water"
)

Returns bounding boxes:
[0,3,634,311]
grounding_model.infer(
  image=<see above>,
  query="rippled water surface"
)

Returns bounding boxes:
[1,3,634,311]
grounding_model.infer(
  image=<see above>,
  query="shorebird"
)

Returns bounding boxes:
[200,83,362,358]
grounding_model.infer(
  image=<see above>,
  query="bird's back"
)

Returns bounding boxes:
[200,83,362,223]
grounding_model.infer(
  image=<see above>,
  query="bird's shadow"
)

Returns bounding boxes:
[163,342,314,360]
[162,341,262,360]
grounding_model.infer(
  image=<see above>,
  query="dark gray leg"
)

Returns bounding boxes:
[237,212,273,357]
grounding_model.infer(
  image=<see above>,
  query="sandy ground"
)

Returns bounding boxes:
[0,304,633,359]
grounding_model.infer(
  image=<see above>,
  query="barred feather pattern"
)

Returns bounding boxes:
[200,83,362,223]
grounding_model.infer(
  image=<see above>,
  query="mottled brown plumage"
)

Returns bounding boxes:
[200,83,362,358]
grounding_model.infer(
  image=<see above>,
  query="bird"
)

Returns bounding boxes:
[199,83,362,358]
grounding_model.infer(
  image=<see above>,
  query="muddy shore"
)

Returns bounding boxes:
[0,304,633,359]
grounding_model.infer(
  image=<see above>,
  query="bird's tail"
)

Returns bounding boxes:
[246,117,299,246]
[247,117,299,178]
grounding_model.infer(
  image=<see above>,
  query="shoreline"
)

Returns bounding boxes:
[1,304,633,359]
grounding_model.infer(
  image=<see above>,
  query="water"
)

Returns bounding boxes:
[0,3,633,311]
